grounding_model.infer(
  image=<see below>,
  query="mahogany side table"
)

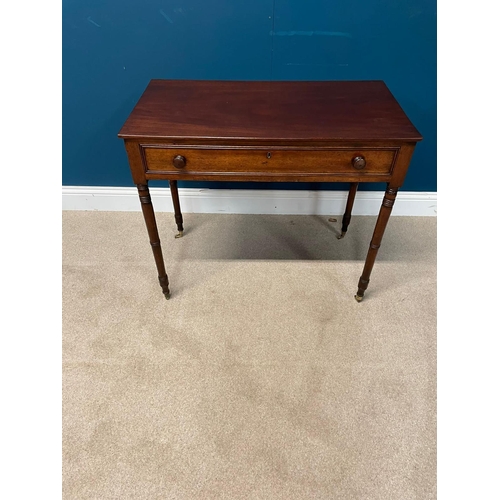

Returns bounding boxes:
[118,80,422,301]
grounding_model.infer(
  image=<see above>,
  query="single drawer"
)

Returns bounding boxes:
[141,146,397,177]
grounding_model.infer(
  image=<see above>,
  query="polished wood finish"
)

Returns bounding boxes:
[355,186,398,301]
[351,156,366,170]
[136,183,170,299]
[172,155,187,169]
[119,80,422,300]
[339,182,359,238]
[141,146,396,181]
[118,80,422,142]
[169,180,184,234]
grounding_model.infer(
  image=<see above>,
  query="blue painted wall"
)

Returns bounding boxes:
[63,0,436,191]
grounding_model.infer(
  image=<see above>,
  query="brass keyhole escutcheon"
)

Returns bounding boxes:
[267,152,272,159]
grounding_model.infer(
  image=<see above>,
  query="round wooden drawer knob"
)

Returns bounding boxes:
[352,155,366,170]
[173,155,186,169]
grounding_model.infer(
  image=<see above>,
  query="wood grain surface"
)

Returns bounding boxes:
[118,80,422,142]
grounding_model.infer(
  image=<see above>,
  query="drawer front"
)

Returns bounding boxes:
[141,146,397,178]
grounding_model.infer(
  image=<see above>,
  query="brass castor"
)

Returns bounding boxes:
[175,231,183,239]
[337,231,346,240]
[164,292,171,300]
[354,294,363,302]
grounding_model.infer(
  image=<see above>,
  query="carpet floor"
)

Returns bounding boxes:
[62,211,436,499]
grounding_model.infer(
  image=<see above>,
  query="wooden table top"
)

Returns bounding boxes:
[118,80,422,143]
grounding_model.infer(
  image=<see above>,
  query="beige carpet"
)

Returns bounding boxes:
[62,211,436,500]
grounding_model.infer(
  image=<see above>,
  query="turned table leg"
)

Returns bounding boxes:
[169,180,184,238]
[137,183,171,299]
[355,186,398,302]
[338,182,359,239]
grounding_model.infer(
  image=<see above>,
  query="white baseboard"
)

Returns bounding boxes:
[62,186,437,216]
